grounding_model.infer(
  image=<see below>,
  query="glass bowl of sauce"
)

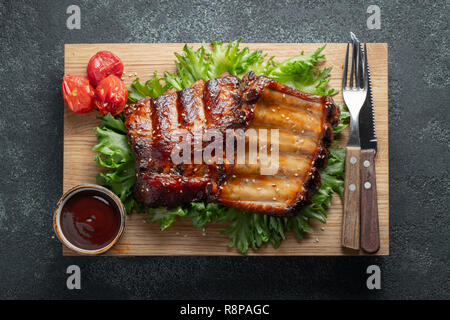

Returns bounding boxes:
[54,184,126,255]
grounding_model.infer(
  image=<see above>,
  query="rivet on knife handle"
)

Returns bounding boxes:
[360,149,380,253]
[342,146,361,250]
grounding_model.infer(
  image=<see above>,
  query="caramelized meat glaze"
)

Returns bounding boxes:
[124,72,339,216]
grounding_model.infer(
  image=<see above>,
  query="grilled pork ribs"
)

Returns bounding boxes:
[124,72,339,216]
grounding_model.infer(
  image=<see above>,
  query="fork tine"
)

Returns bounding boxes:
[355,40,361,88]
[342,42,349,89]
[360,42,364,89]
[349,41,355,88]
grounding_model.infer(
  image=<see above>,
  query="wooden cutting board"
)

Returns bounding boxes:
[63,43,389,256]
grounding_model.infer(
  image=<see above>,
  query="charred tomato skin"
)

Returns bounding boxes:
[62,74,95,113]
[87,51,124,87]
[94,75,128,116]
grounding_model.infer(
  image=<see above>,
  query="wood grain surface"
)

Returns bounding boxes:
[342,146,361,250]
[63,43,389,256]
[360,149,380,253]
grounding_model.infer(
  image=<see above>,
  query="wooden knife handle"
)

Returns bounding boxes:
[360,149,380,253]
[342,146,361,250]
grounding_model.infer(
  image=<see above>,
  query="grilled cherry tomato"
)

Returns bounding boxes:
[94,75,128,115]
[87,51,124,86]
[62,74,95,113]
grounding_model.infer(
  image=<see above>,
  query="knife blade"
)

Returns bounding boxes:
[360,44,378,153]
[354,39,380,254]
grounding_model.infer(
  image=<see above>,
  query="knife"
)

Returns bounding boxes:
[354,37,380,253]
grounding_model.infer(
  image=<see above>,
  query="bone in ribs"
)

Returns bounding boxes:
[124,72,339,216]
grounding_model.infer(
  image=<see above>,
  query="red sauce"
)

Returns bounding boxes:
[60,190,122,250]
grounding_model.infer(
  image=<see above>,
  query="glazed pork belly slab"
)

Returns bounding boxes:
[124,74,253,208]
[216,72,339,216]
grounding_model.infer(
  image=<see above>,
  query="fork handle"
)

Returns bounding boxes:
[342,146,361,250]
[360,149,380,253]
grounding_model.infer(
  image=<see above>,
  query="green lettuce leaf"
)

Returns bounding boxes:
[127,72,168,103]
[267,46,338,96]
[205,40,269,77]
[93,118,135,208]
[333,103,350,136]
[147,207,188,231]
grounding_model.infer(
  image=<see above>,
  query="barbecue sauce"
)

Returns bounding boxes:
[60,190,121,250]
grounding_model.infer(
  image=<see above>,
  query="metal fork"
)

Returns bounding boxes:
[341,35,368,250]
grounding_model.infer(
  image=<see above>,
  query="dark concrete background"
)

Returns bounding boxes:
[0,0,449,299]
